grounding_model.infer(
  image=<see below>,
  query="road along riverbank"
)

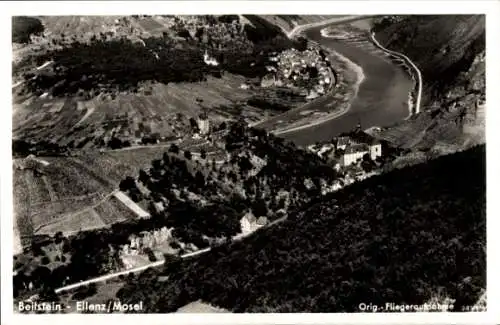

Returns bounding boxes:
[369,32,423,116]
[278,20,413,146]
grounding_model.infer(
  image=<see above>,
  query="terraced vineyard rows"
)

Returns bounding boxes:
[36,208,107,236]
[94,196,138,225]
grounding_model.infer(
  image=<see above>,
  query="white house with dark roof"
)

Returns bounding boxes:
[240,211,268,236]
[334,136,350,150]
[334,129,383,166]
[341,143,370,166]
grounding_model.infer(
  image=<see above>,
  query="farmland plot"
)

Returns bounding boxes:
[45,159,110,195]
[13,156,119,240]
[30,193,107,232]
[77,147,170,184]
[137,17,165,32]
[35,208,107,236]
[94,196,139,225]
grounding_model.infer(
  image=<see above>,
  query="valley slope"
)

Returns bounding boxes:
[370,15,485,155]
[116,144,486,313]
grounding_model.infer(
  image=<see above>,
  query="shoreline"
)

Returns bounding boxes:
[286,15,362,38]
[369,32,422,117]
[272,29,366,136]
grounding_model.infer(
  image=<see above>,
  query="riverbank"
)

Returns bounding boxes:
[369,31,422,117]
[255,40,365,134]
[321,22,420,121]
[274,37,365,135]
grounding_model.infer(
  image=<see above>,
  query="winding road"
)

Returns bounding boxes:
[263,17,416,146]
[52,16,420,295]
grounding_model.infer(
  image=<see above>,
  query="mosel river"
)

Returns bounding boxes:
[278,22,413,146]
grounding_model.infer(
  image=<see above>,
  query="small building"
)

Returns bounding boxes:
[240,211,267,236]
[203,50,219,66]
[240,211,256,235]
[256,216,268,226]
[197,116,210,135]
[341,143,370,166]
[369,142,382,160]
[334,136,350,150]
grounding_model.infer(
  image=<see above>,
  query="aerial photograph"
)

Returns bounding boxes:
[11,14,485,313]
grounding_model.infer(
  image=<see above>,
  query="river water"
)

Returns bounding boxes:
[279,24,413,146]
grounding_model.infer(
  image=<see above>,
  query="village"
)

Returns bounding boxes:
[117,209,270,270]
[260,46,334,100]
[307,125,384,190]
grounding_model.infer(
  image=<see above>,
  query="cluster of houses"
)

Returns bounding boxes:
[239,210,268,237]
[304,129,384,196]
[308,127,383,168]
[261,47,333,99]
[121,226,174,256]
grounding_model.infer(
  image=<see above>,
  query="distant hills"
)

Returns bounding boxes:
[117,144,486,313]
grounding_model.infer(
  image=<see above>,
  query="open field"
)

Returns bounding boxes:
[13,155,151,246]
[35,207,107,236]
[74,146,175,186]
[136,16,166,32]
[12,72,267,152]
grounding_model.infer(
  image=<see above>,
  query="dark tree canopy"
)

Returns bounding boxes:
[12,16,44,44]
[116,145,485,313]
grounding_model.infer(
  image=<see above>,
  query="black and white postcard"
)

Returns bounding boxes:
[1,1,498,324]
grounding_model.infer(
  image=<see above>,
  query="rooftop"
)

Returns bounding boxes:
[345,143,370,155]
[341,130,381,146]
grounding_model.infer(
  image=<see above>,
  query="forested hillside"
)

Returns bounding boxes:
[116,144,486,313]
[12,16,44,44]
[16,15,306,99]
[371,15,485,154]
[373,15,485,104]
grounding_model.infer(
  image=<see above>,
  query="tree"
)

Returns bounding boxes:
[184,150,192,160]
[31,266,51,288]
[177,28,191,39]
[252,198,268,217]
[152,159,162,171]
[189,117,199,130]
[194,171,206,188]
[41,256,50,265]
[200,149,207,160]
[12,16,44,44]
[238,155,253,174]
[277,197,286,210]
[54,231,64,244]
[169,143,180,154]
[139,169,150,184]
[162,152,170,165]
[119,176,136,192]
[108,137,124,149]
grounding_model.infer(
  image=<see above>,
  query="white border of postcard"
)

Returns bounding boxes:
[1,1,499,324]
